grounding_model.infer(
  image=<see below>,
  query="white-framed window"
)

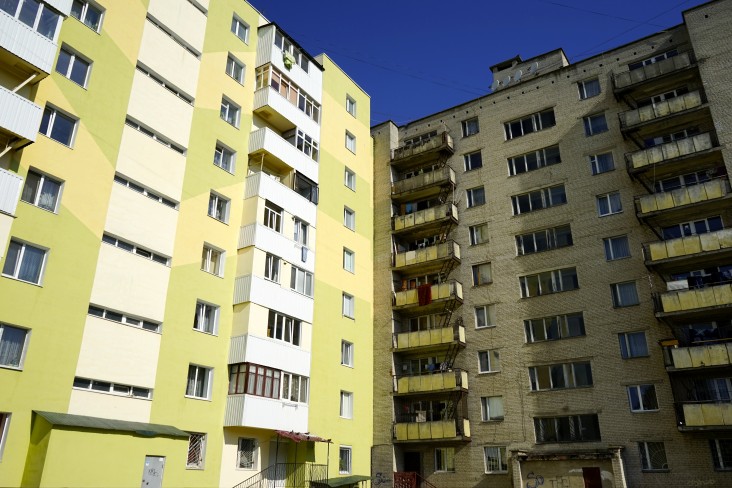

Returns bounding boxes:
[102,234,169,265]
[629,49,677,70]
[604,235,631,260]
[512,185,567,214]
[290,266,313,297]
[70,0,103,32]
[584,113,609,136]
[292,129,320,162]
[578,78,601,99]
[230,15,249,43]
[346,95,357,117]
[21,169,62,213]
[2,0,62,39]
[434,447,455,472]
[72,377,152,399]
[88,305,161,333]
[264,201,283,232]
[186,365,212,400]
[466,186,485,208]
[344,167,356,190]
[264,253,281,282]
[342,293,355,318]
[508,145,561,175]
[475,304,496,329]
[524,313,585,343]
[619,331,648,358]
[39,105,77,146]
[340,391,353,418]
[341,341,354,367]
[0,323,29,369]
[193,301,219,335]
[535,415,601,443]
[220,97,240,127]
[2,239,47,285]
[639,441,668,471]
[344,207,355,230]
[478,349,500,373]
[113,175,176,209]
[481,396,504,421]
[293,219,309,248]
[56,45,91,87]
[339,446,352,474]
[529,362,593,391]
[611,281,639,307]
[710,439,732,470]
[255,64,320,121]
[662,215,723,240]
[226,54,245,84]
[463,151,483,171]
[519,267,579,298]
[208,192,230,223]
[590,152,615,175]
[125,118,185,154]
[343,248,355,273]
[0,412,10,461]
[484,446,508,473]
[472,262,492,286]
[281,372,308,403]
[597,191,622,216]
[345,132,356,153]
[214,143,236,173]
[628,384,659,412]
[516,224,573,256]
[504,109,556,140]
[469,223,488,245]
[201,244,224,277]
[187,432,206,469]
[267,310,301,346]
[237,438,257,470]
[462,117,480,137]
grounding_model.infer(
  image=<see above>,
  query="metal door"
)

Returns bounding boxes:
[141,456,165,488]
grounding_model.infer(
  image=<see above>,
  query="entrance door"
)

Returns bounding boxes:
[582,467,602,488]
[404,451,421,475]
[141,456,165,488]
[269,440,288,488]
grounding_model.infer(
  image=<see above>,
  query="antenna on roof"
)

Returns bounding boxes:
[490,79,500,91]
[514,69,523,82]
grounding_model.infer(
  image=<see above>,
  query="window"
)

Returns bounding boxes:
[590,152,615,175]
[2,0,62,39]
[478,349,500,373]
[403,131,437,147]
[519,267,579,298]
[102,234,169,265]
[187,433,206,469]
[619,332,648,358]
[472,263,492,286]
[341,341,354,367]
[255,65,320,122]
[627,385,658,412]
[264,201,283,232]
[344,168,356,190]
[220,97,240,127]
[292,129,320,162]
[226,54,245,84]
[710,439,732,470]
[461,117,479,137]
[578,78,601,99]
[186,365,212,399]
[267,310,301,346]
[21,169,61,212]
[344,207,355,230]
[345,132,356,153]
[3,239,46,285]
[596,192,622,216]
[654,168,714,193]
[231,15,249,42]
[214,143,235,173]
[475,304,496,329]
[0,413,10,460]
[237,438,257,469]
[464,151,483,171]
[343,248,355,273]
[72,377,152,399]
[193,301,218,335]
[662,216,723,240]
[469,223,488,246]
[504,109,556,140]
[228,363,280,398]
[639,442,668,471]
[39,106,76,146]
[339,446,352,474]
[290,267,313,297]
[481,396,504,421]
[508,145,561,175]
[340,391,353,418]
[56,46,91,87]
[611,281,639,307]
[584,113,609,136]
[293,172,319,204]
[604,236,631,261]
[535,414,601,443]
[0,323,29,368]
[434,447,455,472]
[273,30,310,72]
[342,293,354,318]
[114,175,176,208]
[466,187,485,208]
[511,185,567,214]
[207,192,230,223]
[346,96,357,117]
[125,118,185,154]
[484,447,508,473]
[516,224,573,255]
[629,49,677,70]
[264,253,281,282]
[524,313,585,343]
[70,0,102,31]
[88,305,161,333]
[201,244,224,276]
[281,372,308,403]
[529,362,593,391]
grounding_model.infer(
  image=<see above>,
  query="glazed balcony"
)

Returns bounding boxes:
[392,166,456,201]
[393,240,460,274]
[626,132,718,176]
[393,280,463,311]
[393,417,470,443]
[248,127,318,184]
[394,369,468,395]
[635,178,731,222]
[393,321,465,352]
[644,229,732,272]
[654,283,732,318]
[0,85,42,146]
[663,341,732,371]
[613,51,695,92]
[252,87,320,137]
[244,172,317,226]
[619,90,706,131]
[391,131,454,167]
[392,203,458,234]
[675,402,732,431]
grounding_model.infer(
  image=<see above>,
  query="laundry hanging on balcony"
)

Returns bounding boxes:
[417,284,432,306]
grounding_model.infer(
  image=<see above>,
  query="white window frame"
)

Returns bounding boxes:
[524,313,585,343]
[604,235,631,261]
[519,267,579,298]
[340,391,353,418]
[478,349,500,373]
[611,281,639,307]
[220,97,240,127]
[462,117,480,137]
[230,15,249,43]
[512,185,567,214]
[466,186,486,208]
[480,396,504,422]
[0,412,10,461]
[639,441,668,471]
[434,447,455,472]
[214,142,236,173]
[341,341,354,367]
[185,365,212,400]
[264,253,281,283]
[596,191,622,216]
[237,438,257,470]
[345,132,356,153]
[201,244,224,277]
[508,145,561,176]
[88,305,161,333]
[21,168,62,213]
[208,192,230,223]
[504,109,556,140]
[70,0,104,32]
[56,45,91,87]
[342,293,355,318]
[281,372,308,403]
[290,266,313,297]
[346,95,357,117]
[627,384,659,412]
[226,54,245,84]
[344,167,356,190]
[193,301,219,335]
[578,78,601,100]
[267,310,301,346]
[72,376,152,399]
[4,0,62,39]
[464,151,483,171]
[102,233,169,266]
[39,105,77,147]
[590,152,615,175]
[2,239,47,285]
[529,362,593,391]
[264,201,283,233]
[343,248,355,273]
[583,112,609,136]
[186,432,207,469]
[0,323,30,369]
[472,262,492,286]
[294,219,309,247]
[484,446,508,473]
[474,304,495,329]
[344,207,355,230]
[339,446,352,474]
[710,439,732,470]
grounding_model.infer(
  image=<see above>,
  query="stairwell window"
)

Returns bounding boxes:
[529,362,593,391]
[340,391,353,418]
[39,106,77,147]
[3,239,47,285]
[519,267,579,298]
[238,438,257,470]
[214,143,235,173]
[344,167,356,190]
[56,46,91,87]
[464,151,483,171]
[339,446,352,474]
[344,207,355,230]
[220,97,240,127]
[345,132,356,153]
[462,117,480,137]
[226,54,245,84]
[231,15,249,43]
[186,365,212,400]
[70,0,103,32]
[186,433,206,469]
[512,185,567,214]
[578,78,601,99]
[504,109,556,140]
[343,248,355,273]
[590,152,615,175]
[508,145,561,175]
[525,313,585,343]
[478,349,500,373]
[346,96,357,117]
[21,169,62,213]
[0,323,29,369]
[342,293,355,318]
[341,341,354,367]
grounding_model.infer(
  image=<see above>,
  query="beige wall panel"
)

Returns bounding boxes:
[68,389,152,423]
[147,0,206,53]
[137,20,201,97]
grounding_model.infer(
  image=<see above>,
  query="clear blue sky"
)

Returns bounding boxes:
[249,0,709,126]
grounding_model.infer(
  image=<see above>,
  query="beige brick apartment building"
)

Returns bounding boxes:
[371,1,732,487]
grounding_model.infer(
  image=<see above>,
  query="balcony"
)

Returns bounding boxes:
[252,87,320,138]
[233,274,313,323]
[224,394,308,431]
[393,417,470,443]
[613,52,695,92]
[249,127,318,184]
[392,166,455,201]
[0,9,59,76]
[664,341,732,371]
[393,203,458,234]
[0,167,23,260]
[635,178,731,222]
[619,90,706,131]
[244,172,317,226]
[626,132,719,176]
[676,402,732,431]
[393,280,463,312]
[239,223,314,271]
[393,321,465,352]
[394,369,468,395]
[655,283,732,318]
[0,85,42,146]
[644,229,732,272]
[391,131,454,167]
[393,240,460,274]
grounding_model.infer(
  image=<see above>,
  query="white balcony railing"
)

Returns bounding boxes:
[252,87,320,139]
[0,85,42,143]
[233,274,313,323]
[0,9,58,74]
[0,167,24,216]
[244,172,317,226]
[225,394,308,431]
[249,127,319,184]
[239,223,315,272]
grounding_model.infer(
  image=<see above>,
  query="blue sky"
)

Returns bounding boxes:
[249,0,709,126]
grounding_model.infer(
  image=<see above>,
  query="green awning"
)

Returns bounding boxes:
[316,475,371,487]
[34,411,189,438]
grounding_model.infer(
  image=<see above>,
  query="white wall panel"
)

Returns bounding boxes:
[147,0,206,53]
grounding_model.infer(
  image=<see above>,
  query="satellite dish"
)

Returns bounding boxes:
[514,69,523,81]
[527,61,539,75]
[490,79,500,91]
[502,75,512,86]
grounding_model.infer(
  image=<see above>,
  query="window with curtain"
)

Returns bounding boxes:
[2,240,46,284]
[0,324,28,368]
[481,396,504,421]
[21,170,62,212]
[604,235,631,260]
[611,281,639,307]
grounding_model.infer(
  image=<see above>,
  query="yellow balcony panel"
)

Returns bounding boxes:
[620,90,705,131]
[657,284,732,317]
[392,166,456,200]
[636,179,731,220]
[681,403,732,429]
[391,131,454,166]
[626,132,716,174]
[614,51,694,91]
[393,419,469,442]
[394,370,468,395]
[646,230,732,273]
[393,281,463,312]
[394,324,465,352]
[393,240,460,274]
[670,343,732,369]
